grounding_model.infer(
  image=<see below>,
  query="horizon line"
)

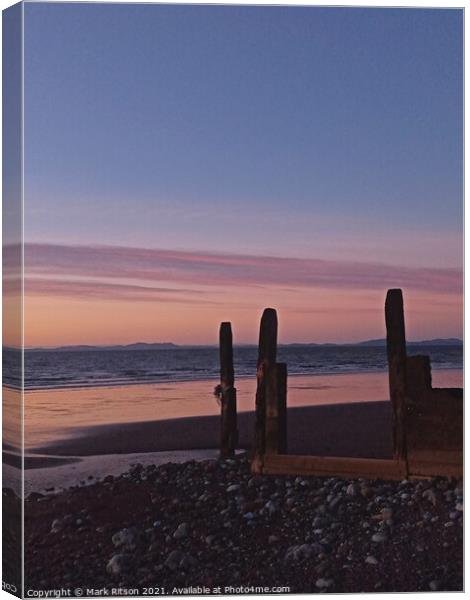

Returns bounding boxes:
[7,336,463,352]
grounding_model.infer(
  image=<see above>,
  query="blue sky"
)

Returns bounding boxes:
[17,4,463,345]
[24,4,462,264]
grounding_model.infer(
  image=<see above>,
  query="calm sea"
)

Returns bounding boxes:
[3,345,463,391]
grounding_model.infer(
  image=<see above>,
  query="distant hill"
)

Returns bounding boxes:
[357,338,463,348]
[26,342,179,352]
[22,338,462,352]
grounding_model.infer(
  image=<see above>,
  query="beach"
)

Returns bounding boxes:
[23,455,463,594]
[2,369,462,493]
[3,368,462,594]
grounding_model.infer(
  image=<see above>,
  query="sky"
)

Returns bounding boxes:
[16,4,463,346]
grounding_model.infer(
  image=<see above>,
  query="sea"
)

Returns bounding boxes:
[3,344,463,391]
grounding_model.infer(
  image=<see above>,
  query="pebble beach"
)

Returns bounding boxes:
[24,455,463,594]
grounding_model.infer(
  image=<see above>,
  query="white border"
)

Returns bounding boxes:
[0,2,465,600]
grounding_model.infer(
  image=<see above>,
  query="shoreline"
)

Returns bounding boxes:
[4,400,394,494]
[2,369,461,495]
[1,401,394,495]
[20,369,462,451]
[21,364,464,392]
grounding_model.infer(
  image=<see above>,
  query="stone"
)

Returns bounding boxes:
[106,554,133,577]
[111,527,143,551]
[164,550,184,571]
[263,500,279,516]
[365,556,378,565]
[371,532,388,543]
[422,489,437,506]
[50,519,64,534]
[346,483,359,496]
[285,544,313,562]
[173,523,189,540]
[315,578,334,589]
[179,555,197,571]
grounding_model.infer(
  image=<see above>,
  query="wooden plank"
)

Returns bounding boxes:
[407,389,462,454]
[385,289,408,466]
[261,453,406,480]
[219,322,238,458]
[408,451,462,478]
[406,355,431,405]
[408,449,463,464]
[265,362,287,455]
[254,308,278,461]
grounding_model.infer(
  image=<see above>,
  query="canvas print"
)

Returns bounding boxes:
[2,3,463,597]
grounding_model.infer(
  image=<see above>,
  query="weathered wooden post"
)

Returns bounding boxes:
[385,289,408,468]
[406,355,432,405]
[219,322,238,458]
[253,308,278,468]
[265,362,287,454]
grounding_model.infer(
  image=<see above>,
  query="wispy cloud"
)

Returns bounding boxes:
[3,243,461,300]
[23,278,221,305]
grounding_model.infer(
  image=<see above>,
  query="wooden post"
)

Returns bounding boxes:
[406,355,432,405]
[385,289,408,466]
[254,308,278,463]
[219,322,238,458]
[265,362,287,455]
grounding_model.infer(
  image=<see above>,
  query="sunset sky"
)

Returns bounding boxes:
[16,4,463,346]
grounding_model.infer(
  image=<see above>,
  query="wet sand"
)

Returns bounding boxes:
[21,369,461,449]
[6,400,395,494]
[32,401,394,460]
[2,370,461,494]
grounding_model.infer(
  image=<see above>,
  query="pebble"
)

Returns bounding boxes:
[422,489,437,506]
[106,554,132,577]
[346,483,359,496]
[50,519,64,534]
[263,500,279,516]
[164,550,184,571]
[20,456,463,593]
[111,527,143,551]
[173,522,189,540]
[285,544,313,561]
[315,578,334,589]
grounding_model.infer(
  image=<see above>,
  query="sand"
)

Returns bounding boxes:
[3,369,459,495]
[2,400,395,495]
[31,400,393,459]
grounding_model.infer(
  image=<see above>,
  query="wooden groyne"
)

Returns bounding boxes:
[218,288,462,479]
[218,322,238,458]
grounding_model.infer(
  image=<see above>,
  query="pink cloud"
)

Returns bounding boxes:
[2,243,461,298]
[22,278,221,305]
